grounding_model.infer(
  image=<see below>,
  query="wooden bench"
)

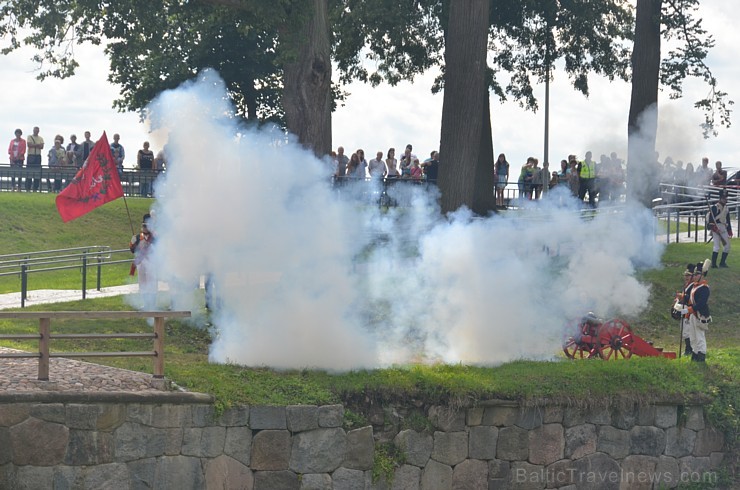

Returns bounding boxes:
[0,311,190,380]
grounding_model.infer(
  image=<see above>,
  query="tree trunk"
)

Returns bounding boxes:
[627,0,661,206]
[282,0,332,157]
[439,0,491,214]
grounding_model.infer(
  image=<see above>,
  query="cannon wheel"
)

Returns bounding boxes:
[563,335,599,359]
[597,319,634,360]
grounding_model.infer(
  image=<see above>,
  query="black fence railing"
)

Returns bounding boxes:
[0,164,162,197]
[0,247,135,307]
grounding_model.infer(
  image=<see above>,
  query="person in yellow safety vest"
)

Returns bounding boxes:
[577,151,597,207]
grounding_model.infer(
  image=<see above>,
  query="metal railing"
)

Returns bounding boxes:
[653,184,739,244]
[0,164,163,197]
[0,310,190,380]
[0,246,135,307]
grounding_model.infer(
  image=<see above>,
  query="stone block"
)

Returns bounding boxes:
[153,456,206,489]
[14,465,53,489]
[542,406,563,424]
[635,405,656,426]
[65,404,99,430]
[488,458,511,480]
[126,404,154,425]
[191,404,216,427]
[394,429,432,468]
[630,426,666,457]
[64,430,114,465]
[345,426,374,470]
[254,470,299,490]
[96,404,126,431]
[290,427,347,473]
[431,431,468,466]
[577,453,620,490]
[114,422,146,461]
[693,428,724,456]
[182,426,226,458]
[678,456,712,482]
[562,407,586,428]
[664,427,696,458]
[469,425,498,460]
[0,404,30,426]
[546,459,576,488]
[528,424,564,466]
[428,406,466,432]
[318,405,344,428]
[420,459,452,490]
[709,452,725,470]
[620,455,658,490]
[30,403,65,424]
[128,458,157,488]
[451,459,486,490]
[467,408,484,426]
[596,426,630,460]
[684,406,705,431]
[332,467,365,490]
[251,429,291,470]
[287,405,319,433]
[585,407,611,426]
[164,428,183,456]
[654,455,680,489]
[225,425,252,465]
[300,473,332,490]
[610,403,638,430]
[219,405,250,427]
[564,424,596,460]
[393,464,421,490]
[0,429,11,465]
[516,408,544,430]
[85,463,131,489]
[482,406,518,427]
[10,417,68,466]
[510,461,546,489]
[655,405,678,429]
[151,404,188,428]
[205,454,253,490]
[497,426,529,461]
[251,406,287,430]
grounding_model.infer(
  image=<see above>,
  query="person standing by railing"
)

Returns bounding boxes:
[7,128,26,191]
[25,126,44,192]
[137,141,155,197]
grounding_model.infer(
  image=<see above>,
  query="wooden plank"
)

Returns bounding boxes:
[51,333,156,339]
[39,317,50,381]
[0,311,191,319]
[0,352,41,358]
[153,316,165,378]
[51,351,156,358]
[0,334,41,339]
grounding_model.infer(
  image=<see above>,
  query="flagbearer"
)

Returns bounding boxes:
[130,214,157,311]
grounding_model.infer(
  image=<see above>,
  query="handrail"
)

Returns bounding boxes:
[0,310,191,380]
[0,247,134,307]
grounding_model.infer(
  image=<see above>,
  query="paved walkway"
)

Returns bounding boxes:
[0,284,184,395]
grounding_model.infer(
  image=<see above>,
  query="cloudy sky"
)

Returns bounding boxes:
[1,2,737,170]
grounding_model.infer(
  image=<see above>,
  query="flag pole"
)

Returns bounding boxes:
[122,195,135,236]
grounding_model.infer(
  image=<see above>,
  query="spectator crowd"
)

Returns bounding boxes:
[6,126,166,195]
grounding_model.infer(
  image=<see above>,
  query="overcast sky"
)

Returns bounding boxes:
[1,2,738,170]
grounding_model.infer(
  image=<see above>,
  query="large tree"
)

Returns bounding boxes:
[0,0,332,156]
[333,0,634,213]
[627,0,733,205]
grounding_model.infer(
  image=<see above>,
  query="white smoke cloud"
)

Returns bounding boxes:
[142,70,663,370]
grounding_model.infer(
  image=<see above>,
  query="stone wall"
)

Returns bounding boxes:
[0,393,729,489]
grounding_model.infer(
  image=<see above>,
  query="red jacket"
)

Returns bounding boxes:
[8,138,27,161]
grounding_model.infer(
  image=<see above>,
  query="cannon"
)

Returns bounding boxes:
[562,314,676,360]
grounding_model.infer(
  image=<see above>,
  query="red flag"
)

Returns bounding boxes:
[55,132,124,222]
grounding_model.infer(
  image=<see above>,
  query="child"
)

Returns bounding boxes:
[410,158,422,180]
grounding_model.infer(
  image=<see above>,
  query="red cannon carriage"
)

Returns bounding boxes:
[562,314,676,360]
